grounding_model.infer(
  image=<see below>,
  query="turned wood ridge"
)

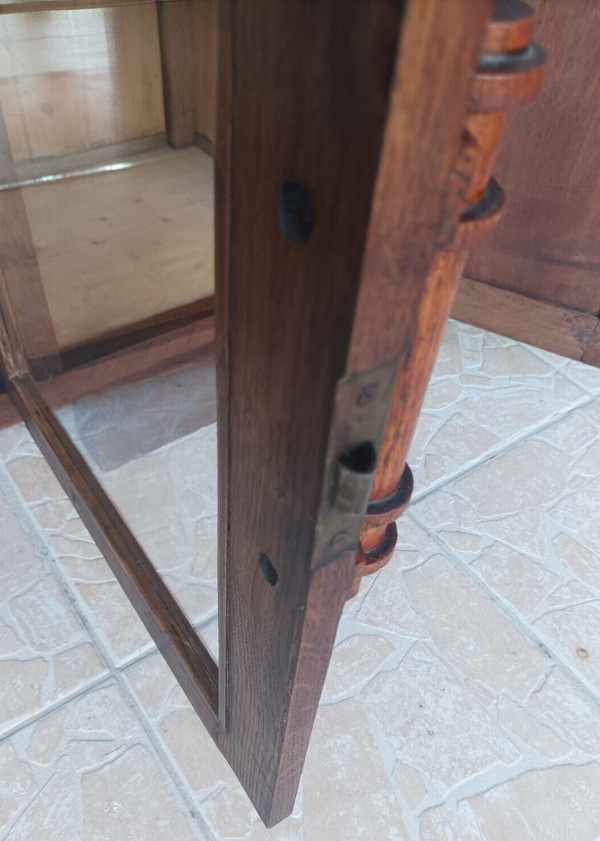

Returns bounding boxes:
[357,0,546,581]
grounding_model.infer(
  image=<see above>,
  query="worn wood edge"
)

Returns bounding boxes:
[453,275,598,360]
[0,314,216,429]
[214,0,232,730]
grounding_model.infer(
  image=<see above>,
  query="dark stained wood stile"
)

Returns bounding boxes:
[0,0,502,828]
[213,0,493,825]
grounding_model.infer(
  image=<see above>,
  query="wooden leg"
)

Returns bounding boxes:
[358,0,546,575]
[157,0,197,148]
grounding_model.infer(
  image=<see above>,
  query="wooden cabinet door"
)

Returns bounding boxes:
[0,0,493,827]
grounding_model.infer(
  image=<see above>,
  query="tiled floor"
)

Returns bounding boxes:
[1,320,600,840]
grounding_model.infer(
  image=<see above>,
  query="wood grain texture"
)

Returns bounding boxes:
[158,0,197,148]
[20,146,213,350]
[481,0,535,53]
[346,0,493,371]
[193,0,217,146]
[0,7,165,162]
[215,0,492,825]
[452,275,598,360]
[466,0,600,317]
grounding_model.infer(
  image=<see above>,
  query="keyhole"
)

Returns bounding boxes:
[339,441,377,474]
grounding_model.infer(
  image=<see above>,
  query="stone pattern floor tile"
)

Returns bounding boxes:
[411,400,600,699]
[0,682,207,841]
[0,478,107,736]
[1,322,600,839]
[407,322,587,495]
[4,422,218,667]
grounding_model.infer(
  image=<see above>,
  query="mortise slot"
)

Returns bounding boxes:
[339,441,377,475]
[259,552,279,586]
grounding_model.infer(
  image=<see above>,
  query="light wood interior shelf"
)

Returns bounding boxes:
[20,144,214,350]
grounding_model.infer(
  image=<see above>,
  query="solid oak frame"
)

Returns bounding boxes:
[0,0,493,826]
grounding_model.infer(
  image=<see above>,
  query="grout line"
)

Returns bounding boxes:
[0,673,113,744]
[0,462,217,841]
[410,393,593,505]
[110,667,219,841]
[408,508,600,713]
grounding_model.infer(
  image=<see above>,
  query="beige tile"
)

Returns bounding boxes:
[3,683,203,840]
[540,580,592,610]
[469,763,600,840]
[9,575,88,653]
[356,561,429,639]
[362,643,519,792]
[0,657,47,733]
[421,763,600,839]
[126,653,236,797]
[202,787,257,839]
[6,454,65,504]
[0,742,37,836]
[407,322,585,493]
[31,498,75,531]
[0,494,46,593]
[404,556,546,700]
[481,344,551,377]
[496,696,571,760]
[0,490,106,733]
[26,708,69,765]
[81,744,200,841]
[324,634,394,698]
[549,476,600,549]
[454,440,571,517]
[553,532,600,589]
[160,708,237,797]
[76,580,152,664]
[303,700,406,841]
[392,762,428,810]
[0,423,30,460]
[530,668,600,755]
[471,543,560,616]
[53,643,106,699]
[535,602,600,690]
[420,802,487,841]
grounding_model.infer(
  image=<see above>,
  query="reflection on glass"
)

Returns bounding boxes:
[0,4,219,657]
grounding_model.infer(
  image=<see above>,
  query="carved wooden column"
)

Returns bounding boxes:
[357,0,546,579]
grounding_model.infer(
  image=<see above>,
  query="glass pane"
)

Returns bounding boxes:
[0,2,220,663]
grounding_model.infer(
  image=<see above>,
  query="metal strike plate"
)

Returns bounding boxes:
[311,358,398,571]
